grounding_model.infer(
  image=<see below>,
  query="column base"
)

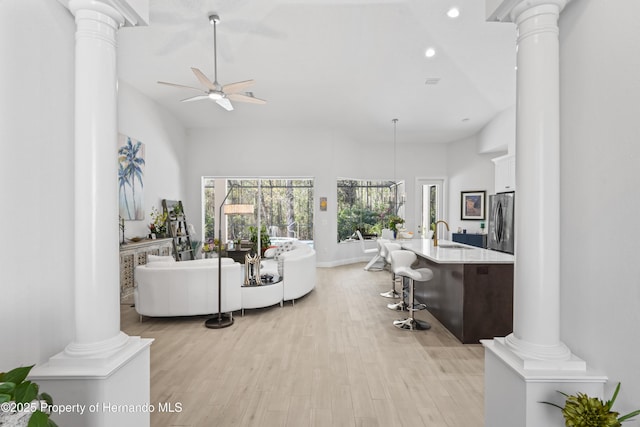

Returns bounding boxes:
[482,338,607,427]
[30,336,153,427]
[502,333,586,370]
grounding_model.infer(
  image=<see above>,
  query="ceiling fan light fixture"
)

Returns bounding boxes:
[157,13,265,110]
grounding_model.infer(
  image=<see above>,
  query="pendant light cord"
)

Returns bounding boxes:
[392,118,398,185]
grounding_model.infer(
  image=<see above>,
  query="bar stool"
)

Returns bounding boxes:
[360,232,385,271]
[390,250,433,330]
[379,241,402,298]
[386,247,414,311]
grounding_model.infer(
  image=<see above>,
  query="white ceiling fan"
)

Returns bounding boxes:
[157,14,266,111]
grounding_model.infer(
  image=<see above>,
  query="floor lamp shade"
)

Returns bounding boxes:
[223,204,254,215]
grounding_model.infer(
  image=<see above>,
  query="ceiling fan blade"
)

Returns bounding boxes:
[228,93,267,105]
[216,98,234,111]
[158,81,206,92]
[191,67,216,90]
[181,95,210,103]
[222,80,255,94]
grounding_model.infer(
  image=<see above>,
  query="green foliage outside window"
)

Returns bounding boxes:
[203,178,314,243]
[337,178,399,242]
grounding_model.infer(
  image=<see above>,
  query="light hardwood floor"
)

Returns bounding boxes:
[121,263,485,427]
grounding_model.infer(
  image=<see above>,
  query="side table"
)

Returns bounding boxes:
[226,248,251,264]
[241,278,283,315]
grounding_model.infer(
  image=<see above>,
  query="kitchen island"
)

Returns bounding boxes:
[400,239,515,344]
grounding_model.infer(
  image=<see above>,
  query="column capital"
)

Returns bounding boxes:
[58,0,148,27]
[487,0,570,23]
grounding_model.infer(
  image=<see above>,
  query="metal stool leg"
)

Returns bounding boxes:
[394,277,431,330]
[380,272,400,298]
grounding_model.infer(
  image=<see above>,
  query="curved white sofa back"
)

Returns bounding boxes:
[134,258,242,317]
[279,244,316,302]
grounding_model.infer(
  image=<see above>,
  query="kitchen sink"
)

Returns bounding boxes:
[437,244,472,249]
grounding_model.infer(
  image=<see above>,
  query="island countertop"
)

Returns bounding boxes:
[400,238,514,264]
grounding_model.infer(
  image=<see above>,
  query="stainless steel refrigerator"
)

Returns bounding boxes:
[487,192,515,254]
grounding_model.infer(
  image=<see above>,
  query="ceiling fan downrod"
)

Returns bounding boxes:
[209,14,220,87]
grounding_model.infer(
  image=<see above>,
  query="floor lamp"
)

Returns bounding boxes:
[205,188,253,329]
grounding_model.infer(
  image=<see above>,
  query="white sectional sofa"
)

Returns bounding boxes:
[133,243,316,318]
[262,242,316,303]
[134,257,242,318]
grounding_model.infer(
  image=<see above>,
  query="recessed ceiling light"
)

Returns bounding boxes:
[425,47,436,58]
[447,7,460,18]
[462,117,470,122]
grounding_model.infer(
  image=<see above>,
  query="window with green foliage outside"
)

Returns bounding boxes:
[337,178,402,242]
[203,178,314,244]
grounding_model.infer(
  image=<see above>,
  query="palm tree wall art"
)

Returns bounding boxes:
[118,134,145,220]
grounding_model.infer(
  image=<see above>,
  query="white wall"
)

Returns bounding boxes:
[117,81,188,238]
[559,0,640,415]
[446,136,496,237]
[0,2,187,371]
[0,0,76,368]
[185,128,450,266]
[477,105,516,155]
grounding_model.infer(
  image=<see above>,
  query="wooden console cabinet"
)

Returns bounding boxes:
[119,238,172,303]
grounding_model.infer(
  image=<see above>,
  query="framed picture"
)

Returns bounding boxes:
[319,197,327,211]
[118,134,145,220]
[461,191,486,220]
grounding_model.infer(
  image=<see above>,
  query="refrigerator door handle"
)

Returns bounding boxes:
[494,202,504,245]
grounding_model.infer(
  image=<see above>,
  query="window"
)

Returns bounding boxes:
[337,178,404,242]
[202,177,314,244]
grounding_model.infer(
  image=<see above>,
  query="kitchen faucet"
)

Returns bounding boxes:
[433,220,449,246]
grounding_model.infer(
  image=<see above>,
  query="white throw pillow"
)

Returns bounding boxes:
[147,255,176,263]
[264,247,277,259]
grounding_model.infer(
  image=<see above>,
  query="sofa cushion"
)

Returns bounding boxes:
[273,241,295,260]
[142,261,178,269]
[147,254,176,263]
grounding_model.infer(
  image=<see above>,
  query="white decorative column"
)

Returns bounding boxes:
[482,1,606,426]
[31,2,152,427]
[505,0,576,364]
[70,0,128,356]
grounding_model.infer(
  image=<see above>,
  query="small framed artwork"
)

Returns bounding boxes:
[319,197,327,211]
[461,191,486,220]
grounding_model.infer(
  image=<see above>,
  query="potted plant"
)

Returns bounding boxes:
[542,382,640,427]
[387,215,405,237]
[0,365,57,426]
[249,225,271,256]
[172,203,183,220]
[149,206,168,238]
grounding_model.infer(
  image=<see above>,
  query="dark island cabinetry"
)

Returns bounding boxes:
[412,257,513,344]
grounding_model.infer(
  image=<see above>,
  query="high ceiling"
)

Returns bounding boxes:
[117,0,516,145]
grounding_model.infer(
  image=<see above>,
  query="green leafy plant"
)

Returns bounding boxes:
[249,225,271,255]
[0,365,57,426]
[149,206,168,236]
[542,383,640,427]
[387,215,405,232]
[172,203,183,216]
